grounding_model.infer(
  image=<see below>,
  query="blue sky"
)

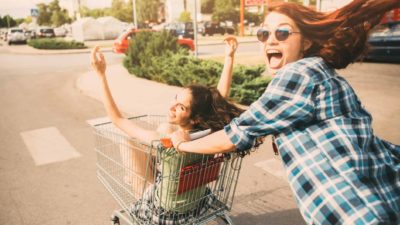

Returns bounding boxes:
[0,0,111,18]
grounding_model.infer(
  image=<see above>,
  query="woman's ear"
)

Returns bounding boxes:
[303,38,312,52]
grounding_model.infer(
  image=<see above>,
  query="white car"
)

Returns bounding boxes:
[7,28,27,45]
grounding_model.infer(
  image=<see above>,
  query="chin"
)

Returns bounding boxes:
[266,65,278,76]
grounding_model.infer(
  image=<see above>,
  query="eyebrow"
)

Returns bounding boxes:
[261,22,294,29]
[174,94,190,110]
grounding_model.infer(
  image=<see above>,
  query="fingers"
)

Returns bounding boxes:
[99,51,106,64]
[223,35,238,51]
[224,35,237,43]
[90,46,100,64]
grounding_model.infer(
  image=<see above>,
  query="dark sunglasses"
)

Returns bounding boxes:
[257,28,300,42]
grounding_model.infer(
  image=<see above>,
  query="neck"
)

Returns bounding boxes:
[178,124,193,132]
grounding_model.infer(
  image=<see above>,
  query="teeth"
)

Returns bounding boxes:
[267,49,281,54]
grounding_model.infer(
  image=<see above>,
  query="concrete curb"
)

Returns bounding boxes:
[1,45,113,55]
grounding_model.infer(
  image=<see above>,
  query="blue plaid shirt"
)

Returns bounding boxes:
[225,57,400,225]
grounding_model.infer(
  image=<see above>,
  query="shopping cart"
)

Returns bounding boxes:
[92,115,243,225]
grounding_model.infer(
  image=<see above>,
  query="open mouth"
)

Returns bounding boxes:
[267,50,283,69]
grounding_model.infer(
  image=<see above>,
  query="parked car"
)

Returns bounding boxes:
[164,22,194,39]
[198,21,235,36]
[36,28,55,38]
[366,22,400,62]
[54,27,67,37]
[6,28,27,45]
[113,28,195,54]
[24,29,36,39]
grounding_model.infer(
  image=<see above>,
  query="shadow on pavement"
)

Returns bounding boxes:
[232,208,306,225]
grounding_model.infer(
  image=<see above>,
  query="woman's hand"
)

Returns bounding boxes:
[224,35,238,58]
[171,130,191,152]
[90,46,107,77]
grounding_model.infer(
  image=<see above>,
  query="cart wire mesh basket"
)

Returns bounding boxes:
[92,115,243,225]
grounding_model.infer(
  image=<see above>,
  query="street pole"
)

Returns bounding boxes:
[6,16,10,28]
[193,0,199,58]
[132,0,138,28]
[240,0,244,36]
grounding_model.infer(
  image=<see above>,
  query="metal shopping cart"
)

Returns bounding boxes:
[92,115,243,225]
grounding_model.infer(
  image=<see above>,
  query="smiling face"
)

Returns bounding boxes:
[261,12,308,75]
[167,89,193,130]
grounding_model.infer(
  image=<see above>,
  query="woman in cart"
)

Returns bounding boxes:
[171,1,400,224]
[91,37,257,223]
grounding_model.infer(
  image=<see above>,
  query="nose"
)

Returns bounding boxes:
[266,32,278,45]
[169,102,177,111]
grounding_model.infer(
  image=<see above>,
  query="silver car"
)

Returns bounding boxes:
[7,28,27,45]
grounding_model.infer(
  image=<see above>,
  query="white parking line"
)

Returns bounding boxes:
[254,158,287,181]
[21,127,81,166]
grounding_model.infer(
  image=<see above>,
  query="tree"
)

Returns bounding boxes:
[201,0,215,14]
[212,0,238,23]
[51,9,70,27]
[37,3,52,26]
[25,16,33,24]
[0,15,17,28]
[80,6,110,18]
[36,0,71,27]
[178,11,192,22]
[110,0,132,22]
[137,0,160,23]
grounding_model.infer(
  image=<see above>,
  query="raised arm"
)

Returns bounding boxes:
[90,46,159,144]
[217,36,238,98]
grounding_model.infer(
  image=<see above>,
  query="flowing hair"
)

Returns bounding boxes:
[187,84,262,156]
[187,84,243,132]
[268,0,399,69]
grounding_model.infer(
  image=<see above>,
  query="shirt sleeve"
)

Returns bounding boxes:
[224,63,316,152]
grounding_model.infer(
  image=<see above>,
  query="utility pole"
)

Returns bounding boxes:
[132,0,138,28]
[76,0,82,19]
[240,0,244,36]
[6,15,10,28]
[193,0,198,57]
[316,0,321,11]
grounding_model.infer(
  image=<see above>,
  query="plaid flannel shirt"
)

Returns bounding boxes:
[225,57,400,225]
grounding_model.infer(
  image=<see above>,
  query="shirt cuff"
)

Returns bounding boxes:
[224,118,254,152]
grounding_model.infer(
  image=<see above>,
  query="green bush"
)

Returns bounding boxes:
[28,38,86,49]
[123,31,271,105]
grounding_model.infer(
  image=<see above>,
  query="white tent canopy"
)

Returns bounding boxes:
[71,17,104,41]
[97,16,125,40]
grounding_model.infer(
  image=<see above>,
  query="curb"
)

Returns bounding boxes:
[1,45,113,55]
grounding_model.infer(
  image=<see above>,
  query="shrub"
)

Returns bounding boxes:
[28,38,86,49]
[123,31,271,105]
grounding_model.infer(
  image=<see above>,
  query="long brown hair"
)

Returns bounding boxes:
[268,0,399,69]
[186,84,243,132]
[187,84,262,155]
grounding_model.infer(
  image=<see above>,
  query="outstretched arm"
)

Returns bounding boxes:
[171,129,236,154]
[217,36,238,98]
[91,46,159,144]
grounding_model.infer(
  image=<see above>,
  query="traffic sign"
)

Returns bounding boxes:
[31,8,39,17]
[245,0,265,6]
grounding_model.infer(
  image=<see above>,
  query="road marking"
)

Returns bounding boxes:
[254,158,287,181]
[21,127,81,166]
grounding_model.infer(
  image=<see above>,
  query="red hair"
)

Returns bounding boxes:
[268,0,399,69]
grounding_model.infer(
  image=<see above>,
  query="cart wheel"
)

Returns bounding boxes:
[111,215,120,225]
[220,213,234,225]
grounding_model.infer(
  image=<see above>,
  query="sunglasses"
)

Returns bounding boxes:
[257,27,300,42]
